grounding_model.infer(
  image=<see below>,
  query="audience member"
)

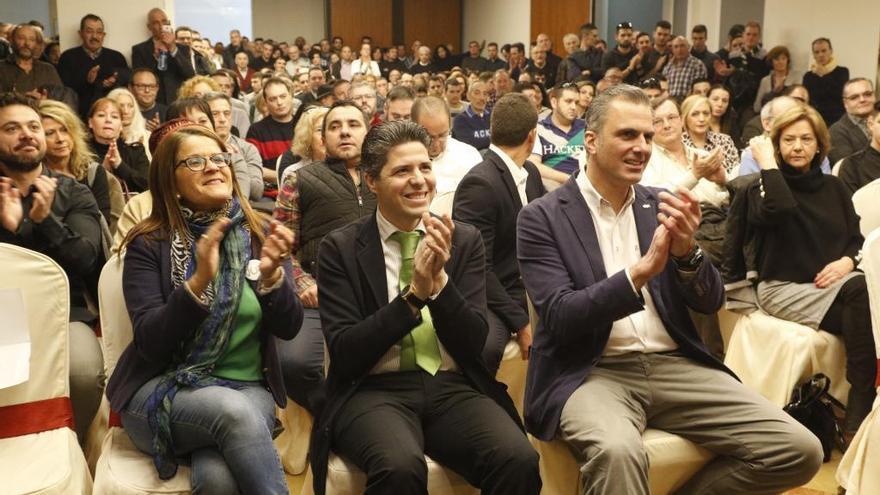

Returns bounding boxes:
[129,68,165,130]
[461,40,488,73]
[272,100,374,413]
[691,77,711,97]
[0,92,103,441]
[222,29,248,69]
[232,51,256,93]
[601,22,638,84]
[681,94,739,174]
[485,42,507,72]
[453,93,545,374]
[107,87,151,157]
[530,83,585,184]
[707,84,742,148]
[444,77,467,117]
[379,46,407,81]
[311,119,541,494]
[0,24,62,97]
[246,76,296,183]
[174,26,214,76]
[131,8,196,105]
[204,92,264,201]
[828,78,876,164]
[58,14,130,117]
[109,120,302,489]
[690,24,718,81]
[210,69,252,136]
[87,97,150,192]
[409,46,434,76]
[747,106,876,435]
[753,45,800,113]
[516,84,823,495]
[662,37,707,101]
[384,85,415,123]
[452,81,491,150]
[351,42,381,78]
[277,106,328,182]
[838,101,880,193]
[351,81,381,126]
[803,38,849,126]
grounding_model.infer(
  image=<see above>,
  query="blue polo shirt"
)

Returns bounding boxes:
[533,116,586,175]
[452,106,491,150]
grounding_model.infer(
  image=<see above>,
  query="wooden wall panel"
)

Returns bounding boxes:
[329,0,393,49]
[530,0,592,59]
[403,0,462,53]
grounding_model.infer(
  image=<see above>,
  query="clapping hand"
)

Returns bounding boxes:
[657,187,701,258]
[692,147,723,181]
[0,177,24,232]
[259,221,293,285]
[146,113,161,132]
[749,135,777,170]
[28,176,57,224]
[102,140,122,172]
[187,217,231,297]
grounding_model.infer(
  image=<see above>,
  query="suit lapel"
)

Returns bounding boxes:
[559,178,606,280]
[356,215,389,308]
[631,185,658,257]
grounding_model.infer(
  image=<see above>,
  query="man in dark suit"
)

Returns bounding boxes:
[311,121,540,495]
[516,84,822,495]
[130,8,195,105]
[453,93,545,373]
[828,77,876,164]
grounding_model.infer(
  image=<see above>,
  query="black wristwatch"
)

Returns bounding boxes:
[672,244,704,271]
[400,284,428,309]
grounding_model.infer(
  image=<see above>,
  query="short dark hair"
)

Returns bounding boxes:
[490,93,537,147]
[386,86,415,103]
[488,42,498,49]
[691,77,710,89]
[361,121,430,180]
[812,37,832,50]
[580,23,598,33]
[655,20,672,30]
[0,92,40,114]
[728,24,745,39]
[692,24,708,35]
[549,83,578,100]
[175,26,193,36]
[321,100,367,138]
[166,97,215,128]
[79,14,103,31]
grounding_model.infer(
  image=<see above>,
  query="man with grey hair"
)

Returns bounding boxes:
[738,96,832,175]
[131,8,196,105]
[310,119,541,495]
[518,83,823,495]
[412,96,482,205]
[408,45,434,76]
[0,24,62,97]
[452,80,491,150]
[350,81,381,126]
[661,36,706,101]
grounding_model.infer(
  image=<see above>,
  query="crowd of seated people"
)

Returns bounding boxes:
[0,7,879,495]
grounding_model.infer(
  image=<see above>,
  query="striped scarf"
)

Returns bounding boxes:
[145,197,251,479]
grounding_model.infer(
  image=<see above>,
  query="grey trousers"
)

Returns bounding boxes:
[558,352,823,495]
[70,321,105,443]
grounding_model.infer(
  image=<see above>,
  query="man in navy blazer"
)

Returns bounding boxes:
[130,8,195,106]
[516,84,822,494]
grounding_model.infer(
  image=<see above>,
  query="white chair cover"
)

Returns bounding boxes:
[0,244,92,494]
[532,429,715,495]
[275,401,313,475]
[429,191,455,217]
[92,255,192,494]
[837,229,880,494]
[724,310,849,407]
[852,178,880,238]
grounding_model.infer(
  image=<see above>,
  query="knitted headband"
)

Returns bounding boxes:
[148,118,203,155]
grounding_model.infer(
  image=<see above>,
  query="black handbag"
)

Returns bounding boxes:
[783,373,847,462]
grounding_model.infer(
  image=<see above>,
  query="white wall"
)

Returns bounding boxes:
[177,0,252,45]
[55,0,175,63]
[0,1,54,37]
[462,0,530,49]
[763,0,880,82]
[252,0,325,45]
[685,0,722,51]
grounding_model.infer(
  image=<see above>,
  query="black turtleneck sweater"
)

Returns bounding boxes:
[89,137,150,192]
[748,161,863,284]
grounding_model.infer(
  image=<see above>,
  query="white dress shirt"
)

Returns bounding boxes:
[575,170,679,356]
[641,143,731,207]
[489,144,529,206]
[371,209,458,374]
[351,59,381,77]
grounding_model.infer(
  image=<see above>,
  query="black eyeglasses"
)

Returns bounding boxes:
[176,152,232,171]
[617,22,633,30]
[557,82,577,90]
[640,77,661,89]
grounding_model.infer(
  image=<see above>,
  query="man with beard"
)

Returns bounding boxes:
[57,14,130,117]
[0,92,103,442]
[530,83,586,185]
[0,24,62,97]
[601,22,638,85]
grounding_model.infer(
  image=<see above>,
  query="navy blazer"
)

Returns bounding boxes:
[310,213,522,495]
[105,233,303,413]
[131,39,196,106]
[516,176,732,441]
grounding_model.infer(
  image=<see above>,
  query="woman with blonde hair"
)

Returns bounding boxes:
[748,105,876,436]
[176,74,221,100]
[107,87,152,160]
[87,97,150,192]
[111,120,302,491]
[277,105,328,183]
[681,94,740,174]
[39,100,112,222]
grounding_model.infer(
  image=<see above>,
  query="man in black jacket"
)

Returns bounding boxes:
[130,8,195,105]
[829,78,876,164]
[453,93,545,373]
[57,14,130,117]
[310,120,540,495]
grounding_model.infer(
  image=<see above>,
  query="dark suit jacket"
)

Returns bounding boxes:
[516,176,731,441]
[131,39,196,105]
[829,114,870,165]
[105,233,303,413]
[310,213,522,495]
[453,149,545,331]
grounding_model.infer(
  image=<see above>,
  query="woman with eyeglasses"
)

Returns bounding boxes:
[109,120,302,493]
[681,94,740,174]
[747,106,876,438]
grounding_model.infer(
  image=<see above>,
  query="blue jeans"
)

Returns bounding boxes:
[121,376,289,495]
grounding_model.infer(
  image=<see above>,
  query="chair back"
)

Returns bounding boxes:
[861,229,880,360]
[430,191,455,217]
[832,159,844,177]
[97,254,132,378]
[0,244,70,412]
[853,178,880,238]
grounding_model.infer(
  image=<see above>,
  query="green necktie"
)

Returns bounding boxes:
[390,230,442,375]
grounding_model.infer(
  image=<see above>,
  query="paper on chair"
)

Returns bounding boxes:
[0,288,30,389]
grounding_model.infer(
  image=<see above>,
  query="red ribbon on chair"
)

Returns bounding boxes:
[0,397,74,438]
[876,359,879,387]
[108,409,123,428]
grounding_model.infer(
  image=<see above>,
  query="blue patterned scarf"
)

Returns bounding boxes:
[145,197,251,479]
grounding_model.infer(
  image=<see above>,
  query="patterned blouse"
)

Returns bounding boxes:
[682,130,740,175]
